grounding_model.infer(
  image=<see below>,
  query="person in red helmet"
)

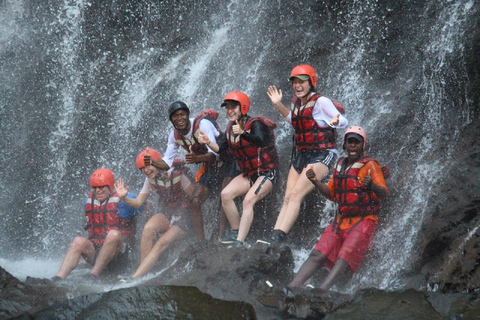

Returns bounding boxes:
[199,91,278,248]
[267,64,348,244]
[288,126,387,290]
[146,101,224,242]
[115,148,195,278]
[53,169,143,281]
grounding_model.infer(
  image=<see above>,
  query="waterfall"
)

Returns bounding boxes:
[0,0,478,292]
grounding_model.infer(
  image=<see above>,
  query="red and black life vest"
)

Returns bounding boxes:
[174,110,222,156]
[226,117,278,177]
[148,159,191,216]
[290,93,344,151]
[332,157,382,218]
[85,191,136,248]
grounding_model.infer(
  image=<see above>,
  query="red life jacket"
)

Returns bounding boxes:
[174,110,222,155]
[332,157,382,217]
[226,117,278,177]
[290,93,344,151]
[85,191,136,248]
[148,159,191,216]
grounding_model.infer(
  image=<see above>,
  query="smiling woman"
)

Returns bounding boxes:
[266,65,349,244]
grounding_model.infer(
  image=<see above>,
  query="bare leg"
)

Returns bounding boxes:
[90,230,123,276]
[56,236,95,279]
[276,163,329,233]
[139,213,170,262]
[237,178,273,242]
[132,225,184,278]
[273,166,301,230]
[219,176,234,239]
[288,249,326,288]
[221,174,250,230]
[319,258,349,290]
[190,184,210,241]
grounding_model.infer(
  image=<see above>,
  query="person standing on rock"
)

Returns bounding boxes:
[53,169,143,281]
[198,91,278,248]
[116,148,195,278]
[148,101,224,242]
[267,64,348,244]
[288,126,387,290]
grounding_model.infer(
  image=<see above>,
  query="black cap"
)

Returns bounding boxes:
[345,133,364,142]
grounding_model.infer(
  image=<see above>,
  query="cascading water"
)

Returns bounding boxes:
[0,0,478,298]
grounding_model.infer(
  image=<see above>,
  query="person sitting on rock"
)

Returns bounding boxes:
[267,64,348,244]
[199,91,278,248]
[288,126,387,290]
[116,148,195,278]
[147,101,223,242]
[53,168,143,280]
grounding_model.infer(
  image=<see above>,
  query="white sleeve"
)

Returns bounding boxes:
[163,130,179,167]
[199,119,219,156]
[312,97,348,128]
[139,177,151,195]
[284,111,292,124]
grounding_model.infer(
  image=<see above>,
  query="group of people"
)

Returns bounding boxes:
[53,64,388,291]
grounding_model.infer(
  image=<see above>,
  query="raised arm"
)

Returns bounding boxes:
[115,179,150,209]
[267,85,290,118]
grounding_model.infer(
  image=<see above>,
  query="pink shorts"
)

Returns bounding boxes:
[314,219,376,272]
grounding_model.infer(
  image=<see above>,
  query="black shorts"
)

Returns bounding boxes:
[220,154,242,178]
[92,242,131,274]
[249,169,276,185]
[197,165,221,192]
[292,149,337,174]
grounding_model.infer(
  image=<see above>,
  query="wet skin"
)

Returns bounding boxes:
[171,109,190,133]
[93,185,110,202]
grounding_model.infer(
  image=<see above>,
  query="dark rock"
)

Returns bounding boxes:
[23,286,256,320]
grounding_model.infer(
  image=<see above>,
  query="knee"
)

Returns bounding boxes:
[308,249,325,265]
[242,197,255,210]
[221,189,234,204]
[288,188,302,201]
[143,222,157,236]
[105,230,123,244]
[191,195,203,208]
[72,236,90,251]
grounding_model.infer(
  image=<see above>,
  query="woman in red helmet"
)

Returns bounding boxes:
[267,64,348,243]
[53,169,143,281]
[115,148,195,278]
[289,126,387,290]
[199,91,278,248]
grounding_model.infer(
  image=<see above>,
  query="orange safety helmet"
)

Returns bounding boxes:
[342,126,367,150]
[90,168,115,191]
[290,64,317,88]
[136,148,162,169]
[221,91,250,115]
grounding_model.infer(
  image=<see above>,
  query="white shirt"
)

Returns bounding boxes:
[162,118,220,167]
[285,95,348,129]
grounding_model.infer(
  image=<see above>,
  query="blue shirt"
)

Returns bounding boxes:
[84,192,143,219]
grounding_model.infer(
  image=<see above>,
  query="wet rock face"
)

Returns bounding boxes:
[27,286,257,320]
[416,121,480,292]
[0,267,68,319]
[147,242,295,319]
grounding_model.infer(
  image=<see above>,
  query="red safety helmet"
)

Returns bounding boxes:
[136,148,162,169]
[221,91,250,115]
[342,126,367,150]
[290,64,317,88]
[90,168,115,191]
